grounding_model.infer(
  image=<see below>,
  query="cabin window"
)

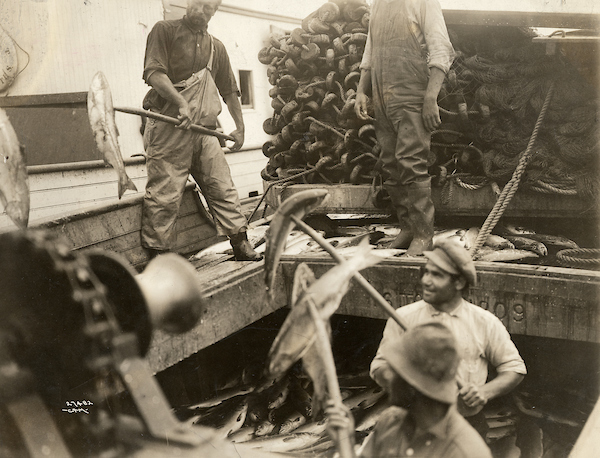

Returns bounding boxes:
[238,70,254,108]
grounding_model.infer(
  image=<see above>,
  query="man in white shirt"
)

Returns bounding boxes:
[370,238,527,437]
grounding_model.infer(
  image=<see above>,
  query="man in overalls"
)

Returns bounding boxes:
[355,0,456,255]
[141,0,261,261]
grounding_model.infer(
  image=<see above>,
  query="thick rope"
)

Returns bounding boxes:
[529,179,578,195]
[470,81,555,259]
[557,249,600,268]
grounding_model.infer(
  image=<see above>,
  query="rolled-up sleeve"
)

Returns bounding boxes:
[487,319,527,375]
[143,21,171,84]
[360,28,373,70]
[419,0,455,73]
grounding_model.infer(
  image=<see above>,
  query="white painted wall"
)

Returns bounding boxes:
[1,0,162,158]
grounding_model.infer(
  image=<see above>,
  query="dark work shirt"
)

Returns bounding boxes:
[143,15,239,99]
[360,406,492,457]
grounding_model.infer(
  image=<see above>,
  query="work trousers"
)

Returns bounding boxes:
[141,118,247,250]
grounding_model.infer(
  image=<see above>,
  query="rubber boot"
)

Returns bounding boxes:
[385,185,413,249]
[404,179,435,256]
[229,231,263,261]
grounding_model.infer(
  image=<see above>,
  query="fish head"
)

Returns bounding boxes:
[264,189,328,297]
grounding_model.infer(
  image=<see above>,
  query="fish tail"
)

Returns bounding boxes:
[118,173,137,199]
[346,238,382,271]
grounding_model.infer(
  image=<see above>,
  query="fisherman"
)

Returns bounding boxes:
[326,322,492,457]
[370,239,527,438]
[141,0,261,261]
[354,0,456,255]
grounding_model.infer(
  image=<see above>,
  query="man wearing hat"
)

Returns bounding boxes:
[326,322,492,457]
[370,238,526,437]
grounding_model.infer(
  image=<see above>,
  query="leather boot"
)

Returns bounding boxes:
[229,231,263,261]
[386,185,413,249]
[404,179,435,256]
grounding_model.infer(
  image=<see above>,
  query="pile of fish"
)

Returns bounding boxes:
[434,223,580,263]
[173,370,388,455]
[193,221,580,267]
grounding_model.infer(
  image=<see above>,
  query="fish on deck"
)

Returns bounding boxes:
[87,71,137,199]
[0,109,29,228]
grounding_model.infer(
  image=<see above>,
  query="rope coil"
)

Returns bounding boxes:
[557,249,600,268]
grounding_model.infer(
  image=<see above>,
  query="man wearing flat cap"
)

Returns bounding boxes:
[326,322,492,457]
[370,238,526,438]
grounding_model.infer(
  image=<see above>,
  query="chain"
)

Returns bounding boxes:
[28,231,123,452]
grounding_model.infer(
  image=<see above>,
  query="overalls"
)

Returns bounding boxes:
[141,36,247,251]
[369,0,431,187]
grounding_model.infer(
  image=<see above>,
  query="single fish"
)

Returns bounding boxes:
[294,417,328,435]
[304,236,352,252]
[228,425,255,443]
[484,234,515,250]
[267,376,291,410]
[337,371,373,390]
[464,227,480,250]
[247,399,269,425]
[264,189,329,300]
[497,223,536,236]
[477,248,539,263]
[87,71,137,199]
[370,225,401,237]
[282,232,318,255]
[254,419,277,437]
[0,109,29,228]
[503,235,548,256]
[240,432,324,453]
[278,411,307,435]
[188,384,255,410]
[343,385,385,412]
[355,400,389,432]
[216,399,248,439]
[193,239,233,259]
[524,233,579,250]
[194,226,269,259]
[433,228,464,245]
[290,379,313,419]
[267,238,382,379]
[301,325,331,417]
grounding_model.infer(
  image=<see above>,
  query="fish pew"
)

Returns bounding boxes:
[279,255,600,343]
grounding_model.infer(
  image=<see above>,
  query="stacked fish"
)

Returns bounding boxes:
[259,1,380,185]
[192,222,579,266]
[173,370,389,455]
[433,224,579,263]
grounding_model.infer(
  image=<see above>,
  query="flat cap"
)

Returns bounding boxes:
[423,238,477,286]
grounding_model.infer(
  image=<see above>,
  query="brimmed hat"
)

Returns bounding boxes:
[382,322,459,404]
[423,238,477,286]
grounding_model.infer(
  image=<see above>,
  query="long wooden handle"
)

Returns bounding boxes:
[114,106,235,142]
[290,214,407,331]
[306,299,356,458]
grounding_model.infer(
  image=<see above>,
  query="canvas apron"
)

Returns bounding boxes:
[370,0,431,187]
[142,36,247,250]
